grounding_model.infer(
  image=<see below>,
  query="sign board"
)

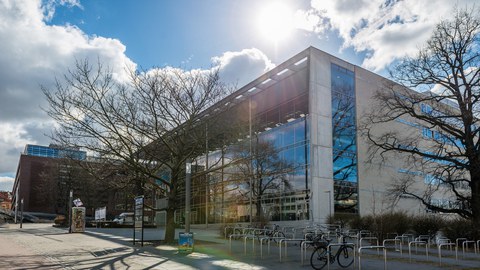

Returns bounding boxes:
[133,196,144,246]
[71,207,86,233]
[178,232,194,253]
[73,198,83,207]
[95,206,106,221]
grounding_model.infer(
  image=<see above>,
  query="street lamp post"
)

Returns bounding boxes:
[20,198,24,228]
[68,190,73,233]
[185,159,191,233]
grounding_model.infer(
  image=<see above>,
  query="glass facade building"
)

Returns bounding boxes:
[173,47,444,225]
[24,144,86,160]
[331,64,358,213]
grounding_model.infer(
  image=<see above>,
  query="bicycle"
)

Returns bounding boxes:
[257,224,285,243]
[310,232,354,269]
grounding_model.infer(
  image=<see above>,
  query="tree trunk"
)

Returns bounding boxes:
[165,208,176,243]
[471,178,480,225]
[256,194,263,222]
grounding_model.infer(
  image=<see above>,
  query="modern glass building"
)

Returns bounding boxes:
[172,47,371,225]
[175,46,463,226]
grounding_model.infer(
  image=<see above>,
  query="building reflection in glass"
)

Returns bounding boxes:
[331,64,358,213]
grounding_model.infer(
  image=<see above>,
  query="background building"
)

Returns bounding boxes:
[11,144,128,219]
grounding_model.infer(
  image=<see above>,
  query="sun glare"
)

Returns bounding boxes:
[257,3,293,43]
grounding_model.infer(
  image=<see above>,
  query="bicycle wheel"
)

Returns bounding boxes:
[310,246,328,270]
[273,231,285,243]
[336,245,354,268]
[233,228,242,240]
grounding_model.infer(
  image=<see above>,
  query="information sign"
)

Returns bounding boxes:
[178,232,194,253]
[71,207,86,233]
[133,196,144,246]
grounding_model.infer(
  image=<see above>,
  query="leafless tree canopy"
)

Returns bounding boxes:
[362,9,480,222]
[229,137,297,221]
[42,60,233,242]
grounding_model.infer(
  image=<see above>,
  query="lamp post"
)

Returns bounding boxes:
[185,159,191,233]
[68,190,73,233]
[20,198,24,228]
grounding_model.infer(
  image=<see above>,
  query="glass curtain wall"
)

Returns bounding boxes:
[331,64,358,213]
[193,70,310,224]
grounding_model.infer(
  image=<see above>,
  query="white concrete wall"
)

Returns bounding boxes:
[308,49,334,222]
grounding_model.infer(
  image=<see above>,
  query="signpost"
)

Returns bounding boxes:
[95,206,107,228]
[178,232,194,253]
[71,207,86,233]
[133,196,144,246]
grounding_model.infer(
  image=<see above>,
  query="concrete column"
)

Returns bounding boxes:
[308,50,334,223]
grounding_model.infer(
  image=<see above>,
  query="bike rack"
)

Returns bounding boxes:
[408,240,428,262]
[402,233,415,243]
[358,245,387,270]
[279,238,305,262]
[300,240,314,265]
[382,239,402,255]
[229,234,246,253]
[225,225,242,239]
[259,236,285,258]
[360,237,379,255]
[326,243,355,270]
[395,235,409,245]
[243,234,257,255]
[438,242,457,266]
[461,240,477,257]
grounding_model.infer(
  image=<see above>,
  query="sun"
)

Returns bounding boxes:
[257,2,294,43]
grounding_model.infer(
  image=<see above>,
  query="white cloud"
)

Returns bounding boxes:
[212,48,275,88]
[0,0,135,175]
[0,0,274,180]
[0,176,15,192]
[0,122,54,174]
[299,0,473,71]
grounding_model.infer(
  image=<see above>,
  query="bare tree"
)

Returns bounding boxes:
[229,136,297,222]
[362,9,480,223]
[42,60,232,242]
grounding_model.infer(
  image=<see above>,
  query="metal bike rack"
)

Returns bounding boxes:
[279,238,305,261]
[461,240,477,257]
[326,243,355,270]
[358,245,387,270]
[402,234,415,243]
[438,242,456,266]
[229,234,246,253]
[382,239,402,255]
[408,240,428,262]
[243,234,256,255]
[395,235,409,245]
[260,236,285,258]
[456,238,467,247]
[360,237,379,255]
[300,240,314,265]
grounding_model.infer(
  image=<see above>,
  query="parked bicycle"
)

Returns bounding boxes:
[310,231,354,269]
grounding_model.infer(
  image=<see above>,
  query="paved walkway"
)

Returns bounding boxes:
[1,223,479,269]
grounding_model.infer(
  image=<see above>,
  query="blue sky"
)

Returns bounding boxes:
[48,0,361,69]
[0,0,472,191]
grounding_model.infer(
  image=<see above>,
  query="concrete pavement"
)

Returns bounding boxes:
[1,222,480,269]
